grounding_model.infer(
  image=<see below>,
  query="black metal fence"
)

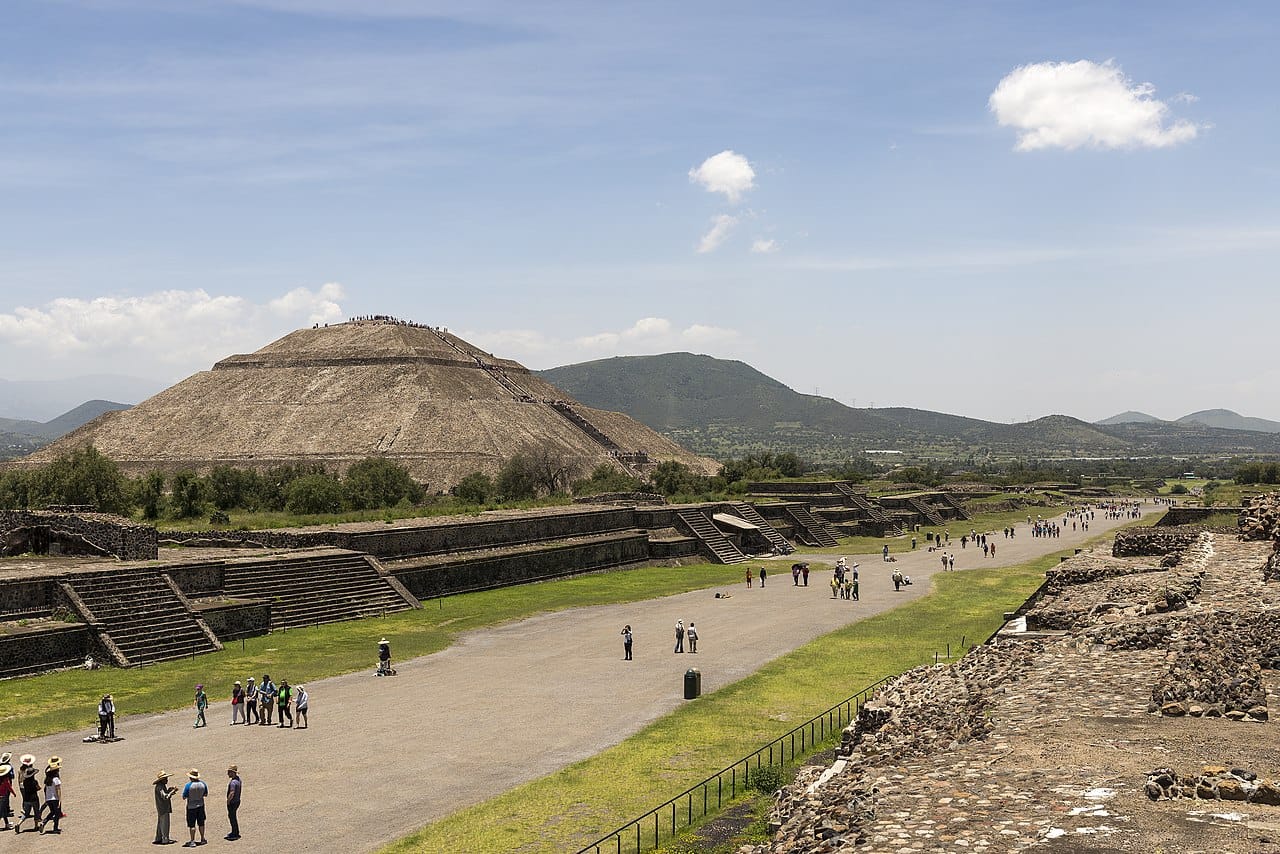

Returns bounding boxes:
[575,672,896,854]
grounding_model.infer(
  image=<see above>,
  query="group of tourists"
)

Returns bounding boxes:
[745,566,767,587]
[152,765,242,846]
[217,675,309,729]
[790,562,811,585]
[831,558,859,600]
[673,619,699,653]
[0,752,62,835]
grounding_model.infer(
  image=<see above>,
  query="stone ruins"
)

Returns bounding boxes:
[746,497,1280,852]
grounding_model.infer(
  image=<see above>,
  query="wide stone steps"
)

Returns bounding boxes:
[907,497,946,526]
[67,570,220,665]
[221,553,412,630]
[785,506,841,548]
[834,484,894,523]
[730,502,793,553]
[674,509,748,564]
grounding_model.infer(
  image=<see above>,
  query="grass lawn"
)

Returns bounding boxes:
[379,548,1072,854]
[0,563,742,743]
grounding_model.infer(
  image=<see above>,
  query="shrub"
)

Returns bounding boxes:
[344,457,424,510]
[453,471,494,504]
[747,765,784,794]
[284,473,345,515]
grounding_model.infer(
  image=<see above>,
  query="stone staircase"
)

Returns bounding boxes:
[730,502,793,554]
[785,506,841,548]
[547,401,649,478]
[835,484,892,524]
[675,509,748,564]
[936,492,971,520]
[907,496,946,526]
[222,552,416,630]
[66,569,221,665]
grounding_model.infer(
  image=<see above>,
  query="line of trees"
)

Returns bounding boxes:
[1235,462,1280,484]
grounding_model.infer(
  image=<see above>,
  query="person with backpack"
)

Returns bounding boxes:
[182,769,209,847]
[294,684,309,729]
[258,676,275,726]
[686,623,698,654]
[276,680,293,729]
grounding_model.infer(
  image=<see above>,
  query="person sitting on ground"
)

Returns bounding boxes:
[378,638,392,674]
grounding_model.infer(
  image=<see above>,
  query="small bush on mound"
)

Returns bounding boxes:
[747,765,784,794]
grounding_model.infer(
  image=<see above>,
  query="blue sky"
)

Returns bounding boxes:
[1,1,1277,423]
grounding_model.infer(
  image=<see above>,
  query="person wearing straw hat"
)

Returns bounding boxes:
[153,770,177,845]
[0,759,13,831]
[13,762,40,834]
[37,757,61,834]
[181,769,208,847]
[294,684,309,729]
[230,681,244,726]
[377,638,392,675]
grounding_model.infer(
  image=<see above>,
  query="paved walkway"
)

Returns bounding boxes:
[4,507,1156,853]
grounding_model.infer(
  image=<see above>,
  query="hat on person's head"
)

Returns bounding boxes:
[227,765,237,774]
[234,680,241,686]
[47,756,61,770]
[0,764,10,777]
[23,767,37,780]
[103,693,112,700]
[0,751,10,764]
[19,754,34,766]
[154,770,170,784]
[379,638,388,644]
[195,684,203,690]
[188,769,200,780]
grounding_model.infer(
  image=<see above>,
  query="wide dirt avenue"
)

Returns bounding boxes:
[8,506,1156,852]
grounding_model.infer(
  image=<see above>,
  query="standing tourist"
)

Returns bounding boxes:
[230,681,244,725]
[276,680,293,729]
[224,766,241,841]
[182,769,208,848]
[620,625,633,661]
[882,544,890,562]
[244,677,258,726]
[153,770,177,845]
[674,620,685,653]
[687,623,698,653]
[98,693,116,739]
[258,676,275,726]
[294,685,309,729]
[791,564,800,586]
[745,568,752,588]
[892,569,903,591]
[38,756,61,833]
[801,564,810,586]
[758,567,767,587]
[193,685,208,729]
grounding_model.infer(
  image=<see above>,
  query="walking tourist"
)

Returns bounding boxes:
[230,681,244,725]
[38,757,61,833]
[244,677,258,725]
[892,569,903,591]
[277,680,293,728]
[687,622,698,653]
[758,567,767,587]
[193,685,208,729]
[153,770,177,845]
[0,760,12,831]
[801,564,810,585]
[182,769,209,847]
[224,766,241,841]
[882,544,890,561]
[792,565,800,585]
[14,763,40,834]
[98,693,116,739]
[294,684,309,728]
[621,625,633,660]
[674,620,685,653]
[949,554,956,571]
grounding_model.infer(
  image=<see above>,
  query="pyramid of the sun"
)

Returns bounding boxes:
[23,319,719,488]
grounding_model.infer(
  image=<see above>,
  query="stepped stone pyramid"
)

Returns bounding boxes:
[22,318,719,489]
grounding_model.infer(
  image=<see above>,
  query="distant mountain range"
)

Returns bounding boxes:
[540,353,1280,461]
[0,400,133,459]
[0,374,160,421]
[1098,408,1280,434]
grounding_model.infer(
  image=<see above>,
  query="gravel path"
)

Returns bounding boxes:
[4,507,1155,852]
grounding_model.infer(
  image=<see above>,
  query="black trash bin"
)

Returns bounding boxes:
[684,668,701,700]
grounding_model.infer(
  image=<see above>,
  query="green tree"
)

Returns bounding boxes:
[344,457,424,510]
[0,470,30,510]
[134,471,166,520]
[207,465,252,511]
[27,445,131,514]
[572,463,642,496]
[651,461,711,497]
[169,470,207,519]
[452,471,494,504]
[284,473,345,515]
[496,455,541,501]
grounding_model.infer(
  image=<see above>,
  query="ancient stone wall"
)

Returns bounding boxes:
[390,533,649,599]
[0,510,157,560]
[194,600,272,641]
[0,578,57,619]
[0,624,91,679]
[164,563,226,597]
[1111,527,1200,559]
[1155,506,1243,527]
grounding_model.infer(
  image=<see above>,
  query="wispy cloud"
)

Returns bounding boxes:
[697,214,739,253]
[462,316,743,367]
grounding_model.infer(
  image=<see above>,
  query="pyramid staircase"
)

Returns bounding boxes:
[730,502,793,554]
[936,492,971,519]
[834,485,904,535]
[907,496,945,526]
[222,552,416,630]
[785,506,841,548]
[65,569,222,666]
[675,509,748,564]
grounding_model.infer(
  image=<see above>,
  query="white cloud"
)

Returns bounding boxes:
[1172,91,1200,104]
[989,60,1200,151]
[688,150,755,203]
[462,317,742,367]
[697,214,739,253]
[751,238,779,254]
[0,284,346,378]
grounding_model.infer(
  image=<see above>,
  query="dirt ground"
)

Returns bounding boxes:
[1,507,1151,853]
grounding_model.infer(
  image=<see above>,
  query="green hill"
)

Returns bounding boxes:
[539,353,1280,462]
[1177,408,1280,434]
